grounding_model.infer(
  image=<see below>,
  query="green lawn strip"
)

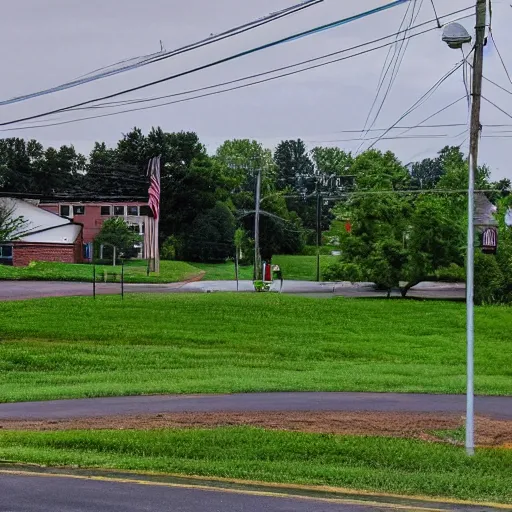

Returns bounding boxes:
[191,262,254,281]
[0,428,510,503]
[190,255,338,281]
[0,261,202,284]
[0,295,511,401]
[273,255,337,281]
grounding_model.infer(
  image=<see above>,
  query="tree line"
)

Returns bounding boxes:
[1,127,511,303]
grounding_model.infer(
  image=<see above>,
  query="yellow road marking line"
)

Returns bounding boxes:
[1,469,510,511]
[0,469,447,511]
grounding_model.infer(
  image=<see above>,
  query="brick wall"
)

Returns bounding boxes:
[13,241,83,267]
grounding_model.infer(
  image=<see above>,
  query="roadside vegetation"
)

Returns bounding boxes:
[0,260,201,284]
[0,428,510,503]
[0,294,510,402]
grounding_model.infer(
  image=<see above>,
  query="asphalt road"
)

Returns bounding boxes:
[0,280,465,300]
[1,392,510,420]
[0,471,501,512]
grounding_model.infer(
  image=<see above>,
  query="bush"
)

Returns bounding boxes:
[474,252,506,305]
[161,236,182,261]
[436,263,465,282]
[322,261,363,282]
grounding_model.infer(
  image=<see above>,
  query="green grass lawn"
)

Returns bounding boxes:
[0,428,510,503]
[0,294,511,402]
[273,255,337,281]
[192,255,338,281]
[191,262,254,280]
[0,260,202,284]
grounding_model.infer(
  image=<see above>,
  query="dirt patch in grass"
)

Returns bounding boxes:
[1,411,510,447]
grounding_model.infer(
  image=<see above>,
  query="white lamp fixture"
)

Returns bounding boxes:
[442,23,472,49]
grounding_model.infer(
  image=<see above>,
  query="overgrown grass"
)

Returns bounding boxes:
[0,260,201,284]
[0,428,510,503]
[273,255,337,281]
[0,295,510,401]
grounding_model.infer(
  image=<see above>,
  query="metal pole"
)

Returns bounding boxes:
[316,181,321,282]
[121,260,124,300]
[465,0,486,456]
[92,243,96,300]
[254,167,262,281]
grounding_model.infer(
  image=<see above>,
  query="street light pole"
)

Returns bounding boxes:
[465,0,487,456]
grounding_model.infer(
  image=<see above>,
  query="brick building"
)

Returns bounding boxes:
[39,200,150,260]
[0,198,83,267]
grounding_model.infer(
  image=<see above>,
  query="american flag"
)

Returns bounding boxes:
[147,156,161,220]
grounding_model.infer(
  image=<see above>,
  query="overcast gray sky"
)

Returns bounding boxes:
[1,0,511,179]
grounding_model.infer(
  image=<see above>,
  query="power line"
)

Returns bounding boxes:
[357,0,423,153]
[396,95,467,138]
[0,0,325,107]
[306,134,452,143]
[429,0,442,27]
[71,7,471,112]
[482,95,512,120]
[358,0,416,146]
[1,9,475,133]
[366,60,465,151]
[489,30,512,87]
[0,0,426,127]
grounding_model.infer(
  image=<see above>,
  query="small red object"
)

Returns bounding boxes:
[345,222,352,233]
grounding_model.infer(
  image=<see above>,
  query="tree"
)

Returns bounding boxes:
[310,147,353,177]
[94,217,141,264]
[0,200,28,242]
[184,202,236,262]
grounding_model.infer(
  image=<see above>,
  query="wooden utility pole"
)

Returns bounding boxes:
[465,0,487,457]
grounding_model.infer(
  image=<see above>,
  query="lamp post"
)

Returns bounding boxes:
[442,0,486,456]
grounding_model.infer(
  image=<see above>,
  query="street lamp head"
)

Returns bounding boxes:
[442,23,472,49]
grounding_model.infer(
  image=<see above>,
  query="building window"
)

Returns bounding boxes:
[60,205,70,217]
[0,245,13,259]
[114,206,125,216]
[141,222,145,234]
[73,205,85,215]
[100,206,111,216]
[127,206,139,216]
[139,205,151,217]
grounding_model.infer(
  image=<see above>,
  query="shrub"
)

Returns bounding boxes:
[436,263,465,282]
[322,261,363,282]
[474,252,506,305]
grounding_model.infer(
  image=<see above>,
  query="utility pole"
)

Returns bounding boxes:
[465,0,486,456]
[254,167,262,281]
[316,180,321,282]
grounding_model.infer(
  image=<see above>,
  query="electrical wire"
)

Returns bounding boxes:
[429,0,442,27]
[69,7,471,113]
[489,30,512,87]
[0,0,325,107]
[358,0,415,143]
[482,95,512,120]
[357,0,423,153]
[0,10,475,133]
[396,96,467,138]
[0,0,415,127]
[365,60,465,151]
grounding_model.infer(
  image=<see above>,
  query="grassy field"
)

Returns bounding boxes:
[0,428,510,503]
[0,294,511,402]
[273,255,337,281]
[192,262,254,280]
[193,255,338,281]
[0,260,201,284]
